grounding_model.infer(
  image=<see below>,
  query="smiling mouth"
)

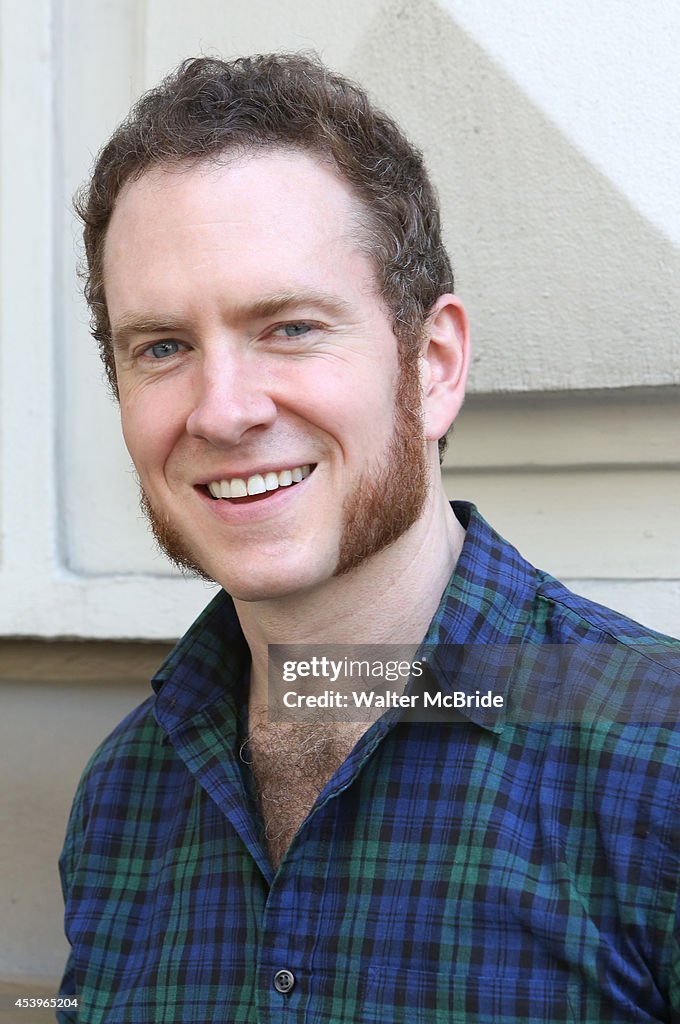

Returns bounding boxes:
[204,464,314,503]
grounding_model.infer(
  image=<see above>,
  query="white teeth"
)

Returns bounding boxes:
[247,474,266,495]
[206,464,312,498]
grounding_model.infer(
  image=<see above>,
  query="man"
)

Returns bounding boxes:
[59,54,680,1023]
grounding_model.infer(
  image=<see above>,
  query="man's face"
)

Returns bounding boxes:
[103,151,430,602]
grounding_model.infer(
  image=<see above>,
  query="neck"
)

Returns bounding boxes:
[235,489,465,705]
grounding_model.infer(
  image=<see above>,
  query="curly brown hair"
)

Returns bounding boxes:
[76,52,454,453]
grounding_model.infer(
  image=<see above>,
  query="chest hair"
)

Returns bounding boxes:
[245,717,366,870]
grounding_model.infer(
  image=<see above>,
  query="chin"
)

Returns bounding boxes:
[213,563,332,604]
[222,579,315,604]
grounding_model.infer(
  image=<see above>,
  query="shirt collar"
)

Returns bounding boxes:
[151,588,247,737]
[151,502,539,738]
[416,502,538,733]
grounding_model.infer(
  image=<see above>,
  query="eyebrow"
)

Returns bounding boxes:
[111,291,355,351]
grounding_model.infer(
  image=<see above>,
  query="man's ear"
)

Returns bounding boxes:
[420,294,470,442]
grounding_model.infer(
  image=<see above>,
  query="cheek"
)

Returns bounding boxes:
[119,393,180,477]
[306,373,397,450]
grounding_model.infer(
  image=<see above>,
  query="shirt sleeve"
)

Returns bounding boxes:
[668,889,680,1012]
[55,951,78,1024]
[56,776,86,1024]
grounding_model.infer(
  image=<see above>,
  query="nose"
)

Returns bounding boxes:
[186,348,278,447]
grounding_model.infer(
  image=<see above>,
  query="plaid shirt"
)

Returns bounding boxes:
[58,503,680,1023]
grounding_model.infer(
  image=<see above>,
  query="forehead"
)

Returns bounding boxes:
[102,150,379,317]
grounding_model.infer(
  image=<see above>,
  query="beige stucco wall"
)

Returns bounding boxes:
[1,0,678,638]
[1,0,678,992]
[0,644,169,1001]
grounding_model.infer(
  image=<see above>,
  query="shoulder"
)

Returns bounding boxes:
[526,571,680,739]
[533,569,680,664]
[519,573,680,810]
[59,696,169,871]
[77,695,165,793]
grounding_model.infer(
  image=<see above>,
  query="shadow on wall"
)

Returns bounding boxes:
[349,0,680,393]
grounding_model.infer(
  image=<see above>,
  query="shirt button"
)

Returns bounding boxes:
[273,969,295,994]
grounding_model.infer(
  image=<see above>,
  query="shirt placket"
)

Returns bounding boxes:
[253,721,391,1023]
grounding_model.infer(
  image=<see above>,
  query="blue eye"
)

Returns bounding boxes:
[279,323,311,337]
[149,340,180,359]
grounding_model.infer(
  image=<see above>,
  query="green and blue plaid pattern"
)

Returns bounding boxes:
[58,504,680,1022]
